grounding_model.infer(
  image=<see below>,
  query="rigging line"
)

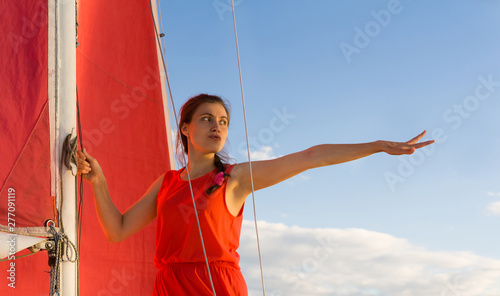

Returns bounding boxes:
[156,0,168,62]
[154,0,176,155]
[148,1,217,295]
[230,1,266,295]
[76,85,83,296]
[76,87,83,250]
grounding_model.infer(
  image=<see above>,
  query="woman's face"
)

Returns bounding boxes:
[182,102,229,155]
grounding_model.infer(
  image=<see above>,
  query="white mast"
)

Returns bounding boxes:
[150,0,176,170]
[54,0,78,294]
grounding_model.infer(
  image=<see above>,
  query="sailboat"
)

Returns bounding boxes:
[1,0,175,294]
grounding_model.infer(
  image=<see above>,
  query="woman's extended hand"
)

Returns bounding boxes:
[77,148,104,184]
[380,130,435,155]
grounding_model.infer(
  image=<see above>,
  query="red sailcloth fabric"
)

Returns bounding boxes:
[153,165,248,296]
[0,1,53,294]
[77,0,173,295]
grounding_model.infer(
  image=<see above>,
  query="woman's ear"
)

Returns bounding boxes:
[181,123,189,137]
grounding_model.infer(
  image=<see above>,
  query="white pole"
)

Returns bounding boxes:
[57,0,78,294]
[150,0,176,170]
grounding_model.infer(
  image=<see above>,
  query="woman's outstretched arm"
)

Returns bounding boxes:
[230,131,435,196]
[77,149,162,243]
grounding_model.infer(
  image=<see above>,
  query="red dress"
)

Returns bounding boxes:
[153,165,248,295]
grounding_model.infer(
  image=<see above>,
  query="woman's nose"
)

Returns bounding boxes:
[211,122,220,132]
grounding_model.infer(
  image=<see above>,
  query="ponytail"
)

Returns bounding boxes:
[205,153,230,195]
[214,153,226,174]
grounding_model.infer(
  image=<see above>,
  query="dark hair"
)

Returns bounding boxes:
[176,94,231,173]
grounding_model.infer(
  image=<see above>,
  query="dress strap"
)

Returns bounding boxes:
[225,164,236,175]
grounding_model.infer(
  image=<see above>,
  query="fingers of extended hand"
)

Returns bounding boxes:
[400,140,434,156]
[407,130,427,144]
[385,133,434,155]
[411,140,435,149]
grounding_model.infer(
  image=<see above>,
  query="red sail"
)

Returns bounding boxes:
[0,1,53,294]
[0,0,173,294]
[76,0,173,295]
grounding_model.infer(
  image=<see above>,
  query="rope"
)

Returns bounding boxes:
[230,1,267,294]
[156,0,168,54]
[148,1,217,295]
[76,85,84,295]
[54,85,82,294]
[0,224,58,237]
[0,225,52,263]
[58,87,82,295]
[0,246,44,262]
[62,132,78,175]
[48,224,79,296]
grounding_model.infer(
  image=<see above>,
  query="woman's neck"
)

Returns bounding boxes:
[184,153,215,179]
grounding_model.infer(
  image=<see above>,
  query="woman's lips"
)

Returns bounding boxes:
[209,135,221,141]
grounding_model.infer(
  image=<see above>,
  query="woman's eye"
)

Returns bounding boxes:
[220,120,227,126]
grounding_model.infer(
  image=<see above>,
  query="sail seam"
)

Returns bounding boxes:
[76,50,160,104]
[0,100,49,196]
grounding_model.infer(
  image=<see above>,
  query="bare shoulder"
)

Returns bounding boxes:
[132,172,166,207]
[228,163,247,180]
[226,162,253,192]
[135,172,167,207]
[149,172,166,195]
[119,172,167,240]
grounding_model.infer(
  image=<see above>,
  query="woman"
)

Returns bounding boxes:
[77,94,434,295]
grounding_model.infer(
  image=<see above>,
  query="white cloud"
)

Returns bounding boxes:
[487,201,500,215]
[244,146,278,161]
[298,174,310,181]
[238,220,500,296]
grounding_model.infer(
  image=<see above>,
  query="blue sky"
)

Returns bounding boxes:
[158,0,500,294]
